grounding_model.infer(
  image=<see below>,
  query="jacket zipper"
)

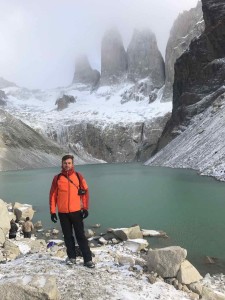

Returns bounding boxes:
[67,172,70,212]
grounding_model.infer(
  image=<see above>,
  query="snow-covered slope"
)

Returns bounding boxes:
[2,81,172,164]
[145,90,225,181]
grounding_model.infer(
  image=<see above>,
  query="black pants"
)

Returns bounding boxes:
[23,232,32,238]
[58,211,92,262]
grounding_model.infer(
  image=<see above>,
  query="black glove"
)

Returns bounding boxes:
[80,209,89,219]
[51,213,58,223]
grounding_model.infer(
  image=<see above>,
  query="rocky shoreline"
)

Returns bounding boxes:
[0,199,225,300]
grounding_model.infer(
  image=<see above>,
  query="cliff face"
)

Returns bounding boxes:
[146,0,225,180]
[156,0,225,149]
[127,29,165,88]
[100,29,128,85]
[163,1,204,102]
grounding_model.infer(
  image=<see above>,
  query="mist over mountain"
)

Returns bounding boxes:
[0,1,213,174]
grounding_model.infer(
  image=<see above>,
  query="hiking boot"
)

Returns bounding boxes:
[84,261,95,268]
[66,257,76,265]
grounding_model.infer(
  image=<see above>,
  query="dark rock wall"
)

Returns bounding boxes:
[163,1,204,102]
[155,0,225,150]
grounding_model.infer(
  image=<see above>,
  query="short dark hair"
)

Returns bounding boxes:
[26,217,30,221]
[62,154,74,162]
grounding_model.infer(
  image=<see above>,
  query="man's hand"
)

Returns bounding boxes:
[51,213,58,223]
[80,210,89,219]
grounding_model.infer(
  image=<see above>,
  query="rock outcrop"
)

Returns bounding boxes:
[101,28,127,85]
[73,55,100,88]
[0,77,16,89]
[163,1,204,102]
[48,114,171,163]
[0,109,65,171]
[127,29,165,89]
[0,90,7,106]
[155,0,225,151]
[55,94,76,111]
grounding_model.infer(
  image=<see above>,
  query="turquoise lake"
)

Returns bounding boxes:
[0,163,225,275]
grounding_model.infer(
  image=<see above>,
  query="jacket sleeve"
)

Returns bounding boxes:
[49,176,58,214]
[79,173,89,210]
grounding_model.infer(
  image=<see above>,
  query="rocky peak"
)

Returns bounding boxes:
[73,55,100,87]
[163,1,204,102]
[100,28,127,85]
[127,28,165,89]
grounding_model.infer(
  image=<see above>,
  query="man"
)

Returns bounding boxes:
[49,154,94,268]
[9,219,18,239]
[22,217,34,238]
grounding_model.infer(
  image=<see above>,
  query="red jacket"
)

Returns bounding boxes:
[49,170,89,214]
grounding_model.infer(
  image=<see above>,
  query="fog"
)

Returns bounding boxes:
[0,0,199,89]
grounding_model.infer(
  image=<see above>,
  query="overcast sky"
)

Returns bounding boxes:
[0,0,199,89]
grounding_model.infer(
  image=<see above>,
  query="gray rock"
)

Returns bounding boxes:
[0,275,60,300]
[202,286,225,300]
[156,0,225,149]
[101,28,127,85]
[0,228,5,246]
[3,240,20,260]
[112,225,143,241]
[13,202,34,221]
[52,115,170,164]
[163,2,204,102]
[0,199,10,236]
[177,260,203,284]
[146,246,187,278]
[0,90,7,106]
[73,55,100,87]
[124,239,149,252]
[127,28,165,89]
[55,94,76,111]
[0,77,16,89]
[0,109,67,171]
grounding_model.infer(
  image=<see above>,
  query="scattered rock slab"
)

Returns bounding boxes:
[112,225,143,241]
[124,238,149,252]
[142,229,168,237]
[0,275,60,300]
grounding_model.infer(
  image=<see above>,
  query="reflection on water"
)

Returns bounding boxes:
[0,163,225,275]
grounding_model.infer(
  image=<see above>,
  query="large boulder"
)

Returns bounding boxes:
[177,260,203,284]
[127,28,165,89]
[13,202,35,221]
[55,94,76,111]
[101,28,127,85]
[73,54,100,88]
[146,246,187,278]
[3,240,20,261]
[0,199,10,236]
[0,275,60,300]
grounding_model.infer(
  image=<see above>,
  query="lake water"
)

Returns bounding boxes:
[0,163,225,275]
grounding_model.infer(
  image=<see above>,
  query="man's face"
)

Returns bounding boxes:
[62,158,73,171]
